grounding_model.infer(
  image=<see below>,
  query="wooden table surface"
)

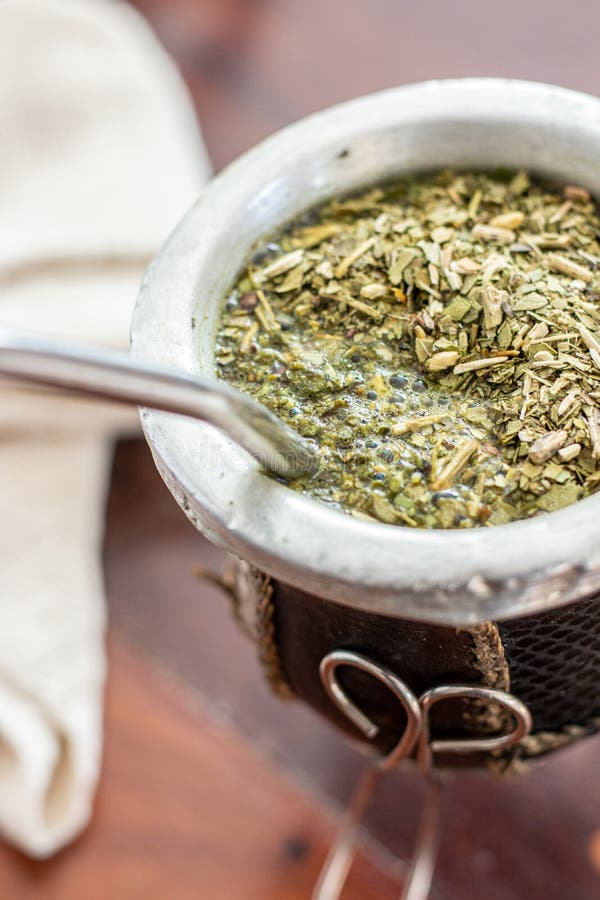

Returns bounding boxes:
[2,1,600,898]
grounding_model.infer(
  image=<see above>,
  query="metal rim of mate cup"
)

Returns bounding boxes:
[132,77,600,627]
[131,78,600,898]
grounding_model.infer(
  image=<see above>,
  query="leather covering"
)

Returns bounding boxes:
[227,560,600,768]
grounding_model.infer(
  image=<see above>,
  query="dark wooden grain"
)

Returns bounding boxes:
[104,442,600,900]
[0,637,402,900]
[131,0,600,170]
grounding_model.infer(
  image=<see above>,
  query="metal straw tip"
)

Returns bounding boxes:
[265,425,320,479]
[277,442,320,480]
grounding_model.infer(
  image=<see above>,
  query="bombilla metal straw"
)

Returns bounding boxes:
[0,327,319,480]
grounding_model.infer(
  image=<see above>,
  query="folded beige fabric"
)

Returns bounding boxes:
[0,0,210,856]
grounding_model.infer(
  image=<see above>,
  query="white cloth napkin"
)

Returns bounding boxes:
[0,0,210,856]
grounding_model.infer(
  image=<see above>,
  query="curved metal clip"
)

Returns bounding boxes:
[314,654,533,900]
[319,649,422,770]
[404,684,532,900]
[417,684,532,773]
[314,651,422,900]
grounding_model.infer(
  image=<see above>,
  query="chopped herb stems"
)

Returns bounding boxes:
[215,170,600,528]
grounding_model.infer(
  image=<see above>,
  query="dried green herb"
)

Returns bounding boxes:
[214,170,600,529]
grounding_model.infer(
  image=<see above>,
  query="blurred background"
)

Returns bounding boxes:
[2,1,600,898]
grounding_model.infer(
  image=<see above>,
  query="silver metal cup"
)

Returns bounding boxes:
[131,78,600,627]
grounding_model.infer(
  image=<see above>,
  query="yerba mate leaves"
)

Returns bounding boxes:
[215,170,600,529]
